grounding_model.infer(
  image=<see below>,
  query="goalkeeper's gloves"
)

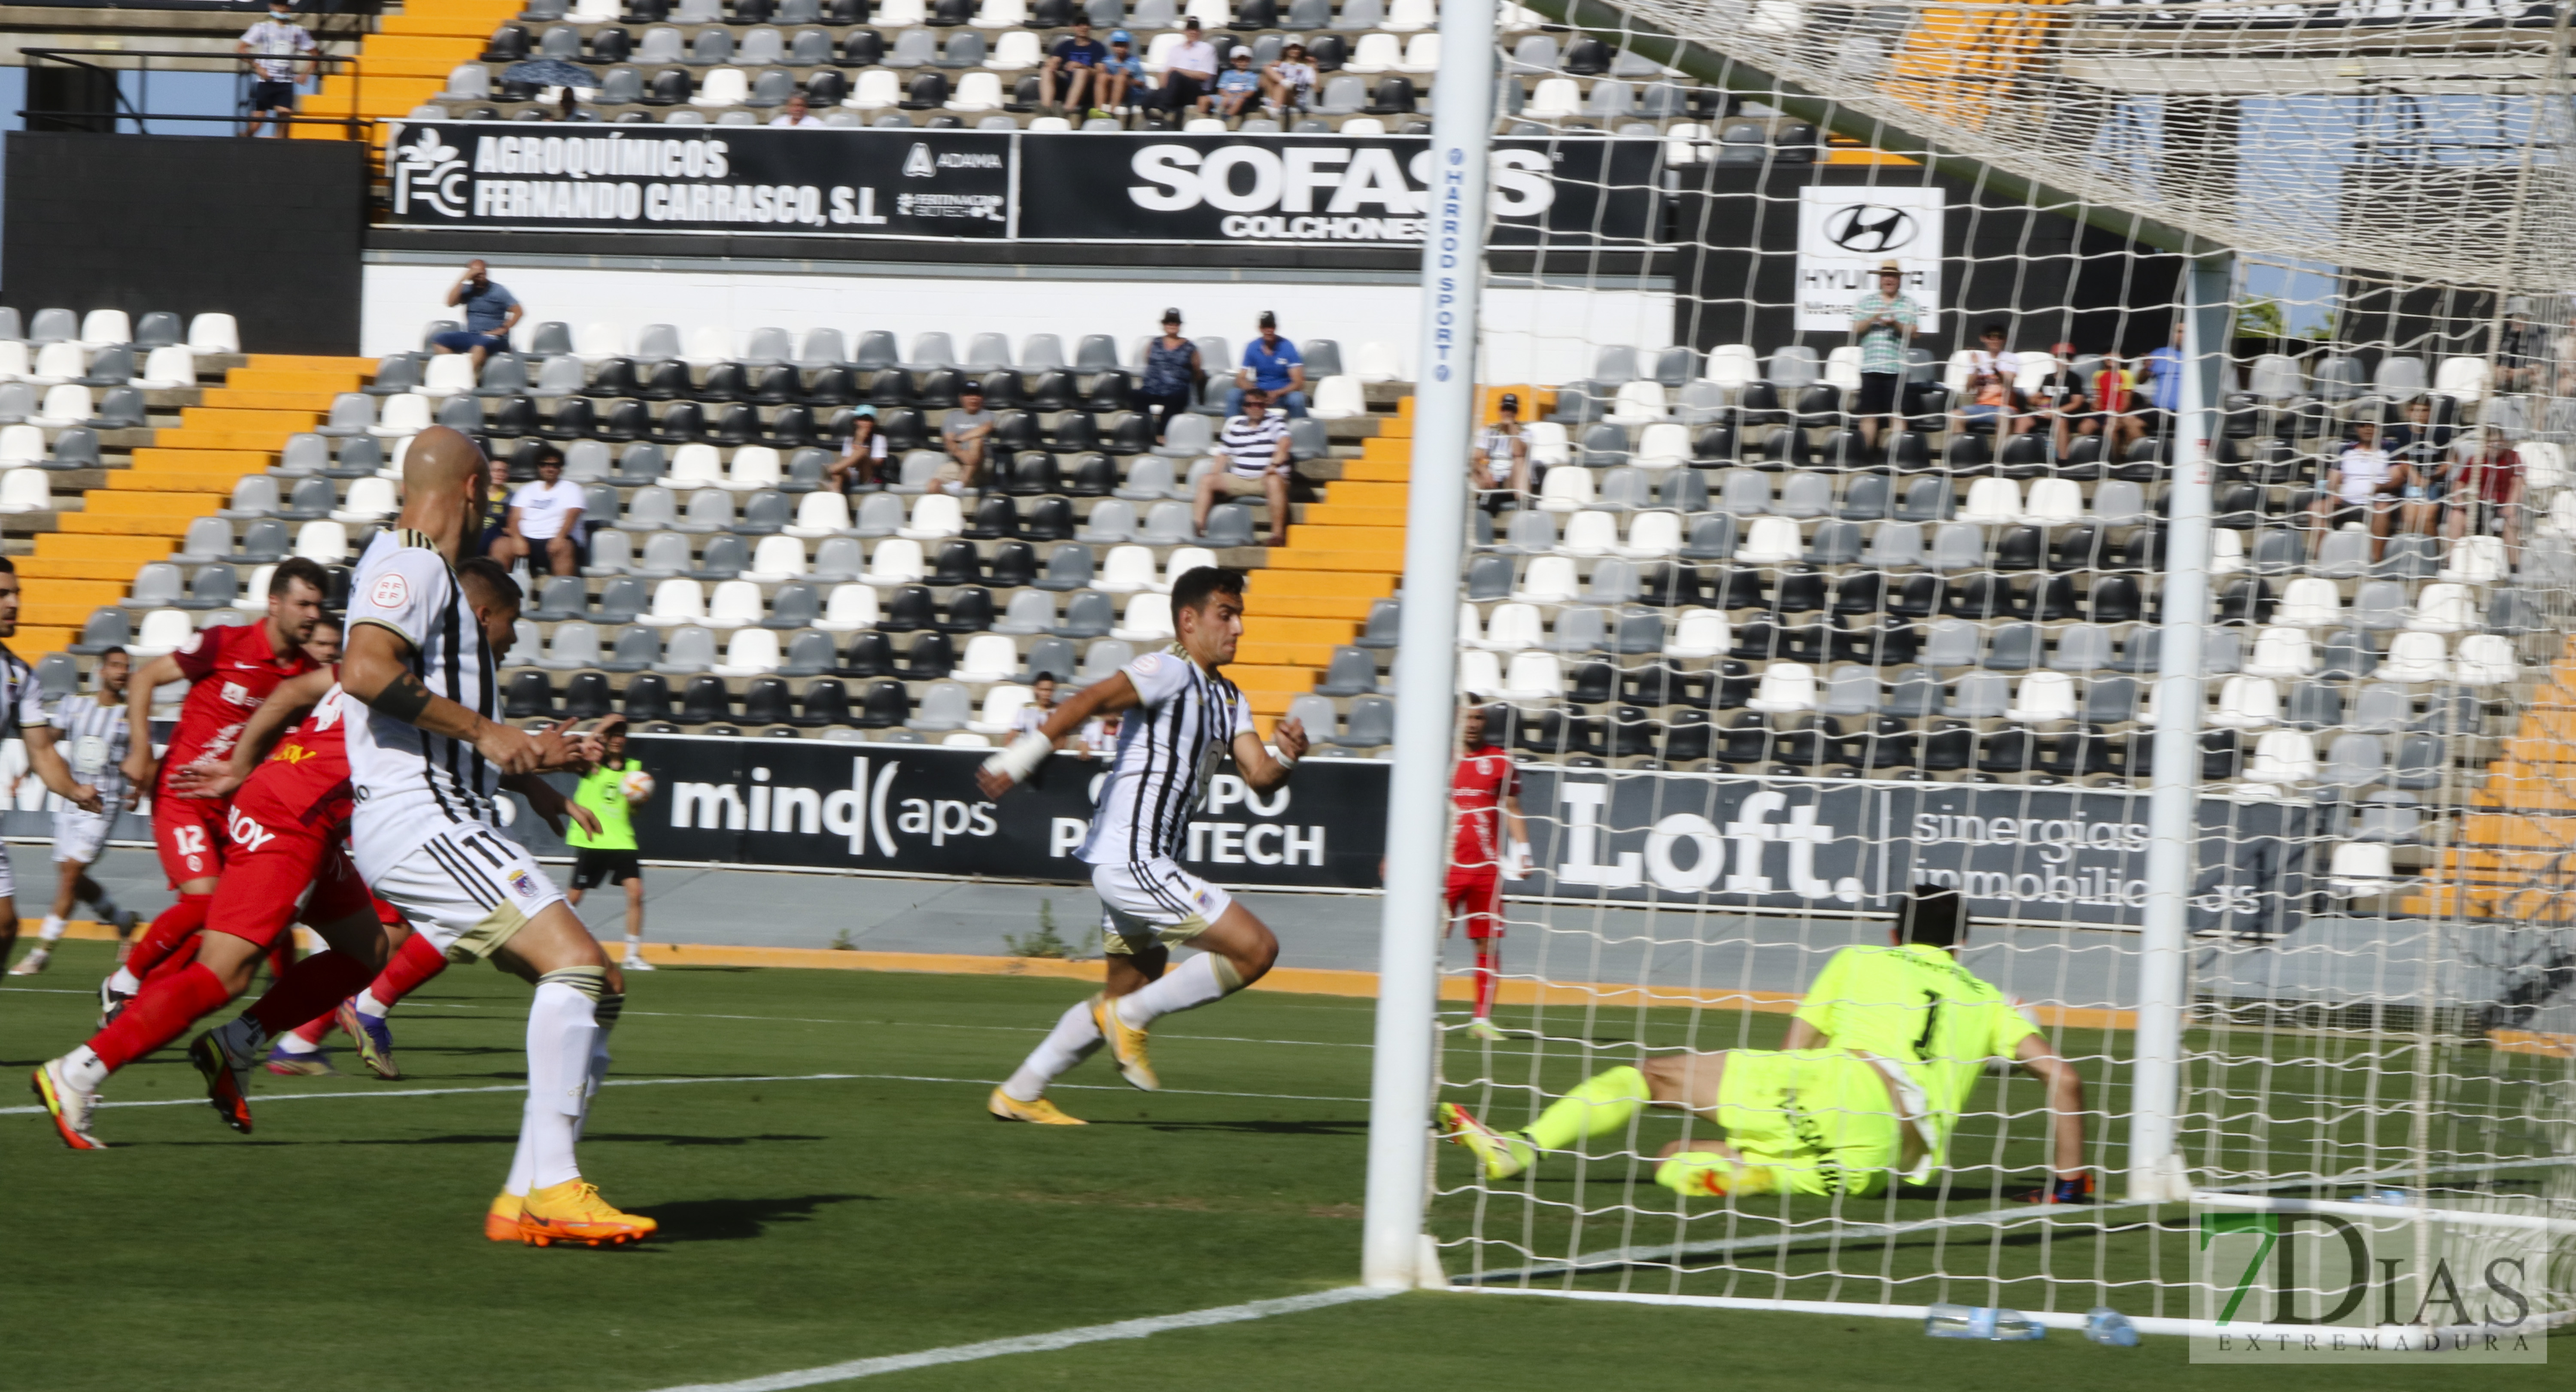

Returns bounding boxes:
[2019,1172,2096,1205]
[1501,840,1534,881]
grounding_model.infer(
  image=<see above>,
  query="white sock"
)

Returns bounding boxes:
[522,981,598,1192]
[623,934,644,959]
[504,1107,538,1198]
[273,1031,321,1056]
[354,989,391,1020]
[37,915,65,943]
[1002,999,1102,1102]
[1112,952,1241,1031]
[572,1031,612,1143]
[61,1045,108,1092]
[106,967,139,995]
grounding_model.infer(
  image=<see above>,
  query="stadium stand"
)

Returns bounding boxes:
[11,304,2568,918]
[287,0,1806,149]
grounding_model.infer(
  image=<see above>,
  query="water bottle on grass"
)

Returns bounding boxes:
[2084,1307,2141,1347]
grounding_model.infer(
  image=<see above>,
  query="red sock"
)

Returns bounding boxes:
[1473,942,1500,1019]
[244,952,377,1038]
[265,937,296,984]
[121,895,212,981]
[89,961,235,1072]
[368,932,449,1008]
[288,1012,334,1047]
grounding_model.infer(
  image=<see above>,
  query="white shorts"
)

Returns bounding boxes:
[1088,857,1232,957]
[51,809,110,865]
[358,819,565,963]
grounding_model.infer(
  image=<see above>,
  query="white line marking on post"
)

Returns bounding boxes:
[0,1070,1367,1117]
[646,1286,1397,1391]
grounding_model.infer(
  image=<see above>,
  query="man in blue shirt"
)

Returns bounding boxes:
[431,259,522,369]
[1039,17,1108,116]
[1230,311,1308,418]
[2138,320,2184,429]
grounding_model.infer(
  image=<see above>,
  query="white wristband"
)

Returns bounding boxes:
[983,731,1054,784]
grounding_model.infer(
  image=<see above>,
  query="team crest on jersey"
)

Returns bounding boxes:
[509,870,539,899]
[272,745,313,764]
[370,573,410,609]
[220,681,250,707]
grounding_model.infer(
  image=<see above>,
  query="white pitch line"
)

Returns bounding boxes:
[0,1070,1367,1117]
[646,1286,1398,1391]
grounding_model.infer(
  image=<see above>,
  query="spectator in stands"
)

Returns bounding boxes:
[1949,362,2017,439]
[2031,341,2096,456]
[1963,321,2021,386]
[769,93,823,127]
[2134,320,2185,443]
[1264,42,1317,117]
[2310,421,2403,562]
[827,406,886,494]
[1099,31,1146,118]
[1011,673,1094,757]
[1212,47,1263,119]
[237,0,318,139]
[477,453,513,557]
[2385,395,2450,540]
[1162,18,1220,117]
[1197,387,1293,547]
[432,260,521,369]
[2497,297,2542,394]
[938,382,996,495]
[1039,17,1108,117]
[494,446,584,576]
[1846,260,1917,454]
[1137,309,1206,443]
[2093,351,2142,452]
[1471,392,1532,501]
[2448,428,2524,563]
[1231,311,1308,418]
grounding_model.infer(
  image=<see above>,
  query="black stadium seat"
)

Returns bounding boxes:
[793,678,853,728]
[1023,496,1072,542]
[680,676,732,725]
[902,72,949,109]
[623,673,673,721]
[839,631,894,677]
[504,670,555,719]
[583,359,638,398]
[856,679,907,728]
[697,362,748,403]
[640,360,691,400]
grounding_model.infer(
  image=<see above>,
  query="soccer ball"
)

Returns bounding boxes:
[619,769,654,804]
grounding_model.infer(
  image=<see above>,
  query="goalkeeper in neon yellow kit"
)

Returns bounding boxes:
[1440,886,2094,1202]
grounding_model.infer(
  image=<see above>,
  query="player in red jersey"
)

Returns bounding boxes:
[31,565,599,1148]
[98,560,330,1020]
[1446,703,1528,1043]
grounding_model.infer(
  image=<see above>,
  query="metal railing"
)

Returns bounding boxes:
[19,38,378,142]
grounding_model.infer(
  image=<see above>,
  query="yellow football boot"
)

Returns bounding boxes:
[1089,993,1159,1092]
[988,1086,1087,1125]
[485,1192,526,1241]
[517,1180,656,1247]
[1436,1101,1534,1181]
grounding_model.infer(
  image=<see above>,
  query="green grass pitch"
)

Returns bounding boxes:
[1,940,2564,1391]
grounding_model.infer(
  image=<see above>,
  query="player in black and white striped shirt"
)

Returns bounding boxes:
[0,556,109,977]
[188,428,650,1246]
[975,566,1309,1122]
[7,646,137,976]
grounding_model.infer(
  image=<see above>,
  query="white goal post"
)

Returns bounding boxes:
[1361,0,2576,1326]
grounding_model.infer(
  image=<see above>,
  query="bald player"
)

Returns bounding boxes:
[234,426,651,1246]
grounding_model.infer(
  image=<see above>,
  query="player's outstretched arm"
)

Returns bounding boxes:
[1232,716,1305,792]
[2013,1032,2088,1180]
[21,725,101,814]
[172,666,337,799]
[343,622,546,775]
[118,652,185,791]
[978,670,1139,798]
[504,772,600,838]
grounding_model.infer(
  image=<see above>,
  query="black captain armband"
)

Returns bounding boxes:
[370,672,434,724]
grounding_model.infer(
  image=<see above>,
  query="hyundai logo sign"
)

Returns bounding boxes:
[1826,203,1917,253]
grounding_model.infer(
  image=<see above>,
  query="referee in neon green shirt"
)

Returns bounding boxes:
[1440,886,2093,1202]
[566,718,652,972]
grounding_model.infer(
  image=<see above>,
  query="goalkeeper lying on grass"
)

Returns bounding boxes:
[1440,885,2094,1203]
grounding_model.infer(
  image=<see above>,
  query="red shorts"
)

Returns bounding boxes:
[1446,867,1503,940]
[200,782,395,951]
[152,792,229,887]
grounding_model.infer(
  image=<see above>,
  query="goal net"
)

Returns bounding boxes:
[1417,0,2576,1333]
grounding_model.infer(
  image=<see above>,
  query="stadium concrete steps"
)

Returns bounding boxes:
[12,353,377,655]
[2401,641,2576,918]
[293,0,516,136]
